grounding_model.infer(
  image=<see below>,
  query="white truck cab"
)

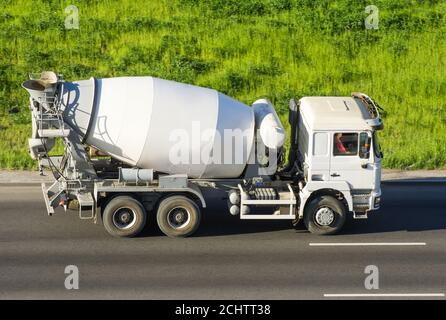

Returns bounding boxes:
[292,93,383,234]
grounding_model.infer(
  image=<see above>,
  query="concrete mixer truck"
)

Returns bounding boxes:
[22,71,384,237]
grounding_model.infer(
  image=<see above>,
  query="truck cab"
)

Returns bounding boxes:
[291,93,383,234]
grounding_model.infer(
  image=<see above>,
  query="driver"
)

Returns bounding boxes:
[335,133,348,154]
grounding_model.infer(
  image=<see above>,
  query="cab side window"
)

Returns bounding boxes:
[333,133,358,156]
[313,132,328,156]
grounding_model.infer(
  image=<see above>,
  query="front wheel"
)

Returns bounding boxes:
[304,195,347,235]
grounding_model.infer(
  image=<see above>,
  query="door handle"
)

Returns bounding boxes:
[331,173,340,177]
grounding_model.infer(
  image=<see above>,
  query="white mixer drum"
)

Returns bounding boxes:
[64,76,255,179]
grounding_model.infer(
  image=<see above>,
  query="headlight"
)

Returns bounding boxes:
[374,196,381,207]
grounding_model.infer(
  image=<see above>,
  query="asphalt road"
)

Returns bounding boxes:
[0,182,445,299]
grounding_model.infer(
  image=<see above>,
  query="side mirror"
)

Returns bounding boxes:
[360,159,369,169]
[359,134,371,160]
[359,150,370,159]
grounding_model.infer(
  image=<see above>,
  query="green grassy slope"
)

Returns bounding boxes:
[1,0,446,169]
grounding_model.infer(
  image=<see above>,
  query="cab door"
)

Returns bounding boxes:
[309,131,330,181]
[329,131,375,190]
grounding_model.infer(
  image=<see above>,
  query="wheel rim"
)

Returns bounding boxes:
[112,207,137,230]
[167,207,191,229]
[314,207,335,226]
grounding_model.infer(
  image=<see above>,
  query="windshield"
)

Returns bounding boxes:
[373,131,381,158]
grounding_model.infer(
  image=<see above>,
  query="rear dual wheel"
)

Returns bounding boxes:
[102,194,201,238]
[103,196,147,238]
[156,195,201,238]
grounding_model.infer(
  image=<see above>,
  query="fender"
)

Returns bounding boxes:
[298,180,353,218]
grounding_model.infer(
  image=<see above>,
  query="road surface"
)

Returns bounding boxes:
[0,181,445,299]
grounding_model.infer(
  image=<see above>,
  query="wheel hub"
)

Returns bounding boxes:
[174,212,185,223]
[167,207,190,229]
[120,212,130,223]
[112,207,136,230]
[315,207,335,226]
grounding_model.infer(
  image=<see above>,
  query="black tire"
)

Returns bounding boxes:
[156,195,201,238]
[102,196,147,237]
[304,195,347,235]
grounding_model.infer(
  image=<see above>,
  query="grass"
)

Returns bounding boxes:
[1,0,446,169]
